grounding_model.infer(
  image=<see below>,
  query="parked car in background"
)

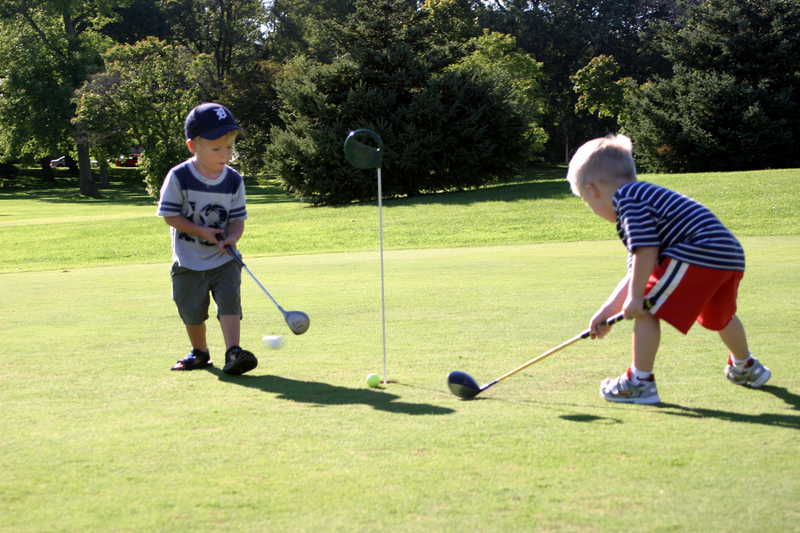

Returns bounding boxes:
[116,154,140,167]
[50,156,99,168]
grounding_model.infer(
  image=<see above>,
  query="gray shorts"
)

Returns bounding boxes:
[171,260,242,325]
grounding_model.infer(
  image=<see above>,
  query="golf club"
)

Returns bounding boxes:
[344,129,388,384]
[222,243,310,335]
[447,311,627,399]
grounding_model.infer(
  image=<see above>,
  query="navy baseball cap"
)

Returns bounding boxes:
[184,103,246,140]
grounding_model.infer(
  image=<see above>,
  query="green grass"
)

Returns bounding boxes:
[2,166,798,273]
[1,166,799,531]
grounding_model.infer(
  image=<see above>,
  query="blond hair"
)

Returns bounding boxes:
[566,134,636,196]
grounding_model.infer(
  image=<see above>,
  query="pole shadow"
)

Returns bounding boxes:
[559,414,622,425]
[209,368,455,416]
[656,385,800,430]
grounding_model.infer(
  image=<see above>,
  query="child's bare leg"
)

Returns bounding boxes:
[186,323,208,352]
[718,314,749,360]
[219,314,241,352]
[170,323,210,370]
[632,313,660,372]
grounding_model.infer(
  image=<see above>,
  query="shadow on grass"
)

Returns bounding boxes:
[656,385,800,429]
[0,168,155,205]
[560,414,622,425]
[327,164,572,209]
[211,369,455,416]
[2,164,570,208]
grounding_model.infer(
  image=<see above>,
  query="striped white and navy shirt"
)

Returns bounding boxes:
[614,181,744,272]
[157,159,248,271]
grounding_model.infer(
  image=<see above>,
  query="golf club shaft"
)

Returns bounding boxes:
[224,245,286,314]
[242,263,286,313]
[487,311,626,388]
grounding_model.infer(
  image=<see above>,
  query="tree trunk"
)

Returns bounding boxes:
[40,157,55,183]
[99,163,110,189]
[77,139,98,197]
[565,133,570,164]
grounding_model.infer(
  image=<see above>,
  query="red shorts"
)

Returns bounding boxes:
[645,258,743,334]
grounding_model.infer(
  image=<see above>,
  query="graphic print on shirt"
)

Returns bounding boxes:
[176,201,229,246]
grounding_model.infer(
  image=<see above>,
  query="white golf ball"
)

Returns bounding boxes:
[262,335,285,349]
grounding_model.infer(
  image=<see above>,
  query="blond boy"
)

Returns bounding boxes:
[567,134,770,404]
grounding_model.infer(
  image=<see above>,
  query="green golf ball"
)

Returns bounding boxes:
[366,373,381,388]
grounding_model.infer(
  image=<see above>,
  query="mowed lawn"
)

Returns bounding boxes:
[1,167,799,532]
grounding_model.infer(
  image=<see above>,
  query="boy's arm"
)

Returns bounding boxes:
[590,275,629,339]
[623,246,659,319]
[164,215,225,247]
[220,220,244,253]
[164,216,245,255]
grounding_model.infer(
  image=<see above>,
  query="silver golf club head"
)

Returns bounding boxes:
[223,242,311,336]
[447,370,482,399]
[284,310,310,335]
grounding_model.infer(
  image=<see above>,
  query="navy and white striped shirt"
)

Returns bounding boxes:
[614,181,744,271]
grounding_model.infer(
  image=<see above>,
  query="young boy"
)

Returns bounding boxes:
[157,102,258,375]
[566,134,770,404]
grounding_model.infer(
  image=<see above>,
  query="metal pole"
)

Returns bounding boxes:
[377,167,387,384]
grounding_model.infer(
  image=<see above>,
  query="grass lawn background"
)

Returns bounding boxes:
[1,166,799,531]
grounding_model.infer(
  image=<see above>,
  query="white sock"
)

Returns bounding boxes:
[629,365,652,386]
[731,353,752,370]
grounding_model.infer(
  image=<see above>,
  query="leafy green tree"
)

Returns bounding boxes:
[624,66,797,172]
[218,59,283,178]
[655,0,800,91]
[450,30,548,154]
[423,0,483,44]
[74,37,216,196]
[0,0,128,194]
[478,0,676,161]
[164,0,268,80]
[265,0,532,205]
[100,0,172,44]
[623,0,800,171]
[571,55,635,121]
[263,0,357,63]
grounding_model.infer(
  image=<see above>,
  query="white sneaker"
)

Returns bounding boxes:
[725,355,771,388]
[600,368,661,405]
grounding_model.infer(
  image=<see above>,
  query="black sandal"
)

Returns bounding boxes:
[222,346,258,375]
[170,349,213,371]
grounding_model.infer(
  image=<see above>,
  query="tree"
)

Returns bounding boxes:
[0,0,130,195]
[571,55,635,121]
[74,38,217,196]
[451,30,549,154]
[265,0,532,205]
[478,0,677,161]
[622,0,800,171]
[164,0,268,80]
[623,66,797,172]
[217,59,283,178]
[263,0,357,63]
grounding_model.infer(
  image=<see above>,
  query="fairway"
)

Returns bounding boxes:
[2,237,799,532]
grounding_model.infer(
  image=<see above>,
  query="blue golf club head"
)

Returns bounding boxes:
[447,370,482,399]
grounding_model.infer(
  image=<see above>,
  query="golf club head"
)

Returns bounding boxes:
[284,311,310,335]
[447,370,482,399]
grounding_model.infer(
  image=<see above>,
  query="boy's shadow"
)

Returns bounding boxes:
[657,385,800,429]
[210,368,455,416]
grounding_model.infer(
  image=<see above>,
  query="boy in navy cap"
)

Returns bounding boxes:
[157,103,258,375]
